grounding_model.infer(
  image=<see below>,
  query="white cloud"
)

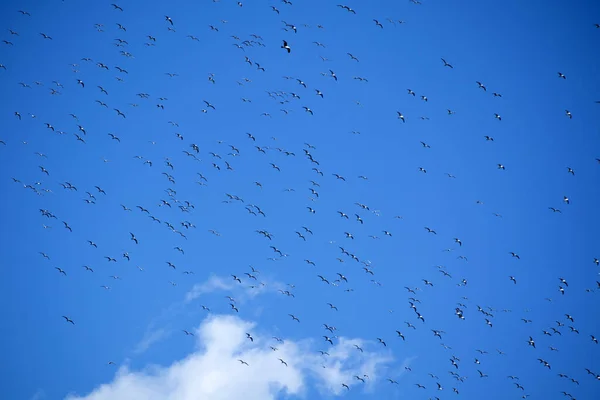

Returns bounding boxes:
[132,274,286,356]
[133,327,171,355]
[66,315,393,400]
[306,337,394,395]
[30,389,46,400]
[184,274,286,303]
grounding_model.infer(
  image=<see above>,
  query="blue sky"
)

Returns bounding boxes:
[1,0,599,399]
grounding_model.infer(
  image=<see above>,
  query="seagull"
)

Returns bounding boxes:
[337,5,356,13]
[54,267,67,275]
[441,58,453,68]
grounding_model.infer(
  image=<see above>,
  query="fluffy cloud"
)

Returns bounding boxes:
[134,274,286,356]
[66,315,393,400]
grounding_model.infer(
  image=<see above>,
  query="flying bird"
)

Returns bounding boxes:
[441,58,453,68]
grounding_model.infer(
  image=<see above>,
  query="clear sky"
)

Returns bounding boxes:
[1,0,599,399]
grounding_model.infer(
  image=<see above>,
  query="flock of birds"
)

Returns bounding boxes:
[2,1,600,399]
